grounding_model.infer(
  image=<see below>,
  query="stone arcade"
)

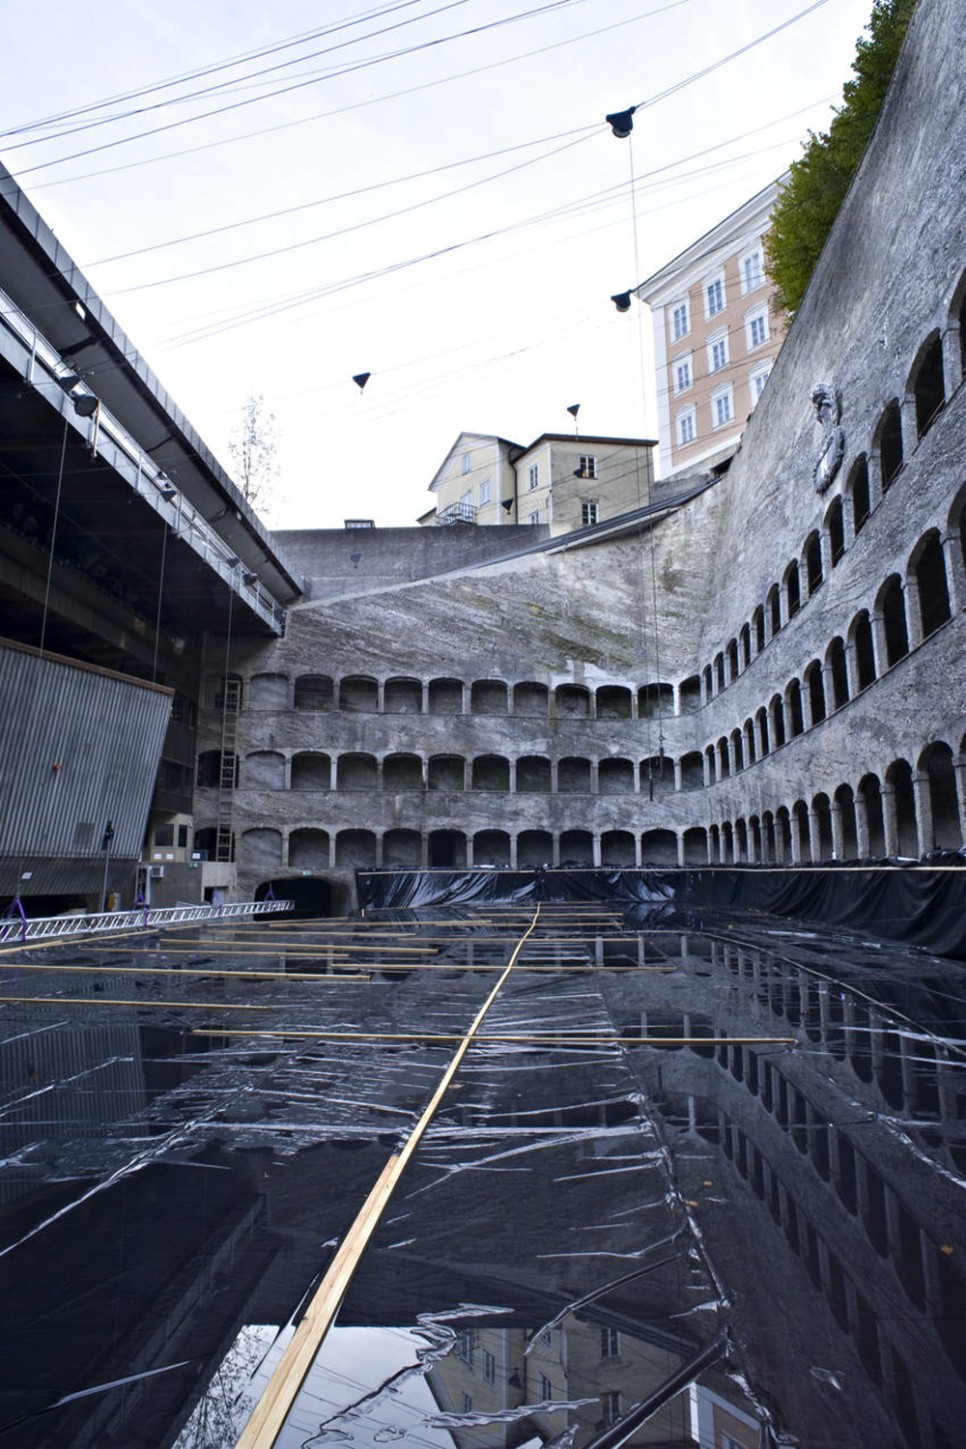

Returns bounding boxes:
[197,0,965,912]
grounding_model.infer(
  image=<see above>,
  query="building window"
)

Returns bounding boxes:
[528,509,540,524]
[600,1391,622,1427]
[750,364,772,404]
[741,246,764,293]
[712,387,734,428]
[478,478,491,505]
[581,500,599,526]
[577,454,597,479]
[746,307,769,349]
[527,463,539,490]
[457,1329,476,1367]
[671,300,690,340]
[676,407,696,446]
[707,329,729,373]
[483,1350,496,1385]
[673,355,692,393]
[600,1326,621,1359]
[461,453,472,474]
[539,1375,553,1401]
[705,274,725,318]
[461,1392,473,1414]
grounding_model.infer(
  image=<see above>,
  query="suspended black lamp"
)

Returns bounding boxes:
[611,291,632,313]
[605,106,636,138]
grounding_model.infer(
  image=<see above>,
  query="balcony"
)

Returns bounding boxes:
[436,501,476,526]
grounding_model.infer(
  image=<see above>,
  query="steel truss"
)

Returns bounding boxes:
[0,898,295,944]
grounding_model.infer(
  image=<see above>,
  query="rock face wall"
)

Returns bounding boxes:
[197,0,966,900]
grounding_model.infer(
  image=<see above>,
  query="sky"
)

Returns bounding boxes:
[1,0,875,529]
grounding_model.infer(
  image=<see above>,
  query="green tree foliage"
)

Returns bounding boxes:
[765,0,917,315]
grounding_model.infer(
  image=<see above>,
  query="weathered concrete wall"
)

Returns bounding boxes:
[273,524,547,602]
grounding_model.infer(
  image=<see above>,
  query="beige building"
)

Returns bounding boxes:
[421,431,656,535]
[637,178,788,479]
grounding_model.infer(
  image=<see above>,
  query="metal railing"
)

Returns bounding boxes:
[0,898,294,944]
[436,501,477,525]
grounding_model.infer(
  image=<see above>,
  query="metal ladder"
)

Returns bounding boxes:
[216,675,241,862]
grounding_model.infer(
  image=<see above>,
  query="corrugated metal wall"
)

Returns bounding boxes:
[0,642,171,894]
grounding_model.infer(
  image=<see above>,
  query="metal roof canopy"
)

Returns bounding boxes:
[0,339,279,652]
[0,160,302,612]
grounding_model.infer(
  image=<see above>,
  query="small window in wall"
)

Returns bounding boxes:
[707,329,729,373]
[912,333,945,436]
[676,407,696,446]
[750,363,771,404]
[478,478,491,505]
[577,454,598,478]
[527,463,539,490]
[673,356,692,393]
[745,306,769,349]
[705,274,725,318]
[671,299,690,340]
[581,499,599,526]
[712,387,734,428]
[461,452,472,474]
[528,508,540,524]
[154,824,174,847]
[878,401,903,489]
[741,246,764,293]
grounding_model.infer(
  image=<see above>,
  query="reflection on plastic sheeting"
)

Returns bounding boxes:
[0,896,964,1447]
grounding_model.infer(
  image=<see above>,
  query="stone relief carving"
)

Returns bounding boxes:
[811,383,845,492]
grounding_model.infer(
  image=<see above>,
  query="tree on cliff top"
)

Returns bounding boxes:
[764,0,918,316]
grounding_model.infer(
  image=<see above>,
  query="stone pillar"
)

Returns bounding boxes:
[867,450,883,509]
[671,681,680,716]
[821,660,837,713]
[677,831,686,866]
[592,834,602,868]
[509,835,518,869]
[901,392,918,457]
[808,811,822,862]
[841,493,855,549]
[549,760,559,793]
[801,681,814,732]
[942,528,966,613]
[869,612,887,676]
[880,785,899,857]
[330,756,338,791]
[508,759,517,794]
[673,757,683,792]
[943,322,964,393]
[421,680,429,713]
[854,790,871,859]
[829,802,844,860]
[952,759,966,848]
[789,816,802,865]
[912,771,933,857]
[283,754,292,790]
[374,833,383,868]
[843,640,860,700]
[376,679,385,712]
[590,759,600,793]
[904,575,924,649]
[420,833,430,868]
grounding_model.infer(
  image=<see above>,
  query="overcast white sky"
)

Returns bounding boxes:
[1,0,874,528]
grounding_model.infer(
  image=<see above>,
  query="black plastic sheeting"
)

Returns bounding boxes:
[358,862,966,959]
